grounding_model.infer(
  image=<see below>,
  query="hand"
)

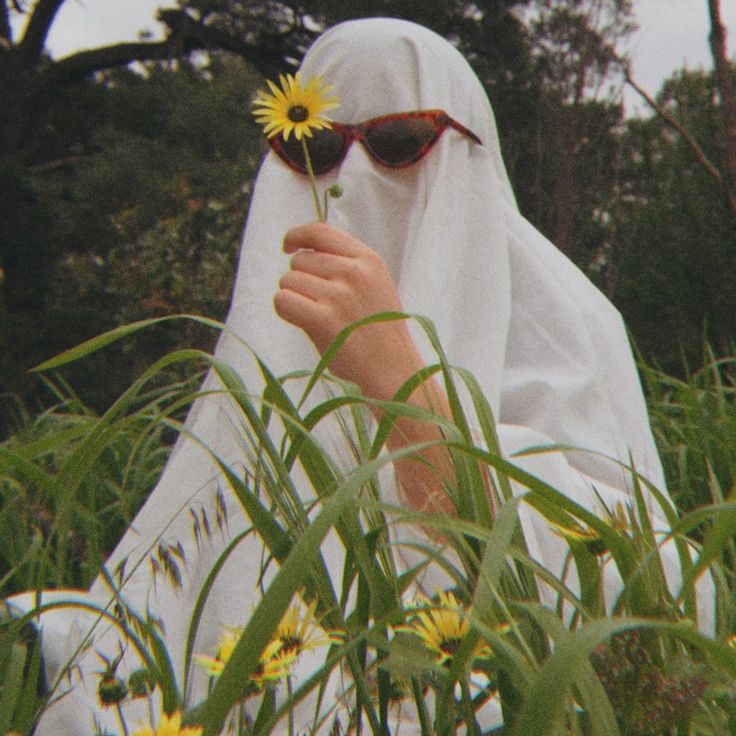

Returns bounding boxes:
[274,222,424,399]
[275,222,458,519]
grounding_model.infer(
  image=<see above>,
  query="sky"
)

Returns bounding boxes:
[11,0,736,117]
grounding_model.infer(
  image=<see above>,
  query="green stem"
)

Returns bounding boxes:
[287,676,294,736]
[460,680,481,736]
[147,692,155,731]
[300,137,324,222]
[115,702,130,736]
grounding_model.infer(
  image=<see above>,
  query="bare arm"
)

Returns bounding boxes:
[274,221,455,516]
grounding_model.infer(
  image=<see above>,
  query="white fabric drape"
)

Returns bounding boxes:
[13,17,713,734]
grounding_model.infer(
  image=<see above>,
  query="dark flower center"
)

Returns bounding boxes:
[440,638,462,657]
[288,105,309,122]
[280,635,302,653]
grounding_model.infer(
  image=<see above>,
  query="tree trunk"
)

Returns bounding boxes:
[553,125,577,258]
[708,0,736,198]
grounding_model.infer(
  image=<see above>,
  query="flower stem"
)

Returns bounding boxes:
[300,137,324,222]
[460,681,481,736]
[147,691,155,731]
[115,702,130,736]
[287,676,294,736]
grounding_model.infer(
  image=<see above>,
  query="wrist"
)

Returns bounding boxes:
[358,341,425,402]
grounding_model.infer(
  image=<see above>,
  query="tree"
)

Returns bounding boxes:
[0,53,263,428]
[523,0,635,262]
[625,0,736,220]
[707,0,736,208]
[0,0,320,314]
[613,68,736,372]
[0,1,302,157]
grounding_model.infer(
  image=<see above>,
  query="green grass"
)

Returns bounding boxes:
[0,372,199,594]
[2,319,736,735]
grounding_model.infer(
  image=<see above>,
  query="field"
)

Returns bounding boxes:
[1,322,735,736]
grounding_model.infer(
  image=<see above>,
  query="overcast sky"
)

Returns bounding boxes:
[12,0,736,116]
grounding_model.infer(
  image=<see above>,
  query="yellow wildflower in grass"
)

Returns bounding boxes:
[251,639,299,689]
[194,626,297,690]
[275,597,343,658]
[549,502,630,556]
[193,626,241,677]
[131,710,202,736]
[252,72,339,141]
[398,591,494,667]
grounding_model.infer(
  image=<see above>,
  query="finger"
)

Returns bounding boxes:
[289,249,347,277]
[278,269,332,302]
[284,222,366,258]
[273,289,328,347]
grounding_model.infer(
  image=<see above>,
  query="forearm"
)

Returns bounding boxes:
[274,222,458,516]
[375,376,457,517]
[354,336,456,517]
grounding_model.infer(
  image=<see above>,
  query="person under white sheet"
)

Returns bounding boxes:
[11,16,714,735]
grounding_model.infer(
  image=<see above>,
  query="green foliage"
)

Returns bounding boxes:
[646,350,736,512]
[612,69,736,374]
[0,603,44,736]
[643,350,736,608]
[3,319,736,735]
[0,371,200,594]
[0,55,260,425]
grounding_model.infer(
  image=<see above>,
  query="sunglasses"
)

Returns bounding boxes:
[268,109,482,176]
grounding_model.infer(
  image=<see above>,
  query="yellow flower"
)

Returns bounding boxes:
[193,626,241,677]
[251,639,298,688]
[397,591,495,666]
[252,72,340,140]
[194,627,297,690]
[275,597,343,658]
[549,502,630,556]
[131,710,202,736]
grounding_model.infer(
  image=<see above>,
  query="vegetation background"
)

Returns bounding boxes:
[1,0,735,431]
[1,0,735,569]
[2,4,736,734]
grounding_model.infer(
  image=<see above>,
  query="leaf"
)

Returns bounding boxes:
[32,315,224,372]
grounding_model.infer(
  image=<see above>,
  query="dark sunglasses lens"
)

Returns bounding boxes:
[365,118,440,166]
[279,129,346,174]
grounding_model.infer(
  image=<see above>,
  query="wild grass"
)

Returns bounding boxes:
[644,350,736,603]
[0,371,199,594]
[1,317,735,735]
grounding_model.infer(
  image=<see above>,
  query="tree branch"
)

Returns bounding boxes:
[38,8,302,89]
[27,153,85,173]
[39,39,187,87]
[625,68,723,184]
[17,0,64,65]
[156,8,306,74]
[707,0,736,189]
[625,67,736,218]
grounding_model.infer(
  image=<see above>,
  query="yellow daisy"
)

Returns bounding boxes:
[193,626,241,677]
[251,639,299,688]
[397,591,495,667]
[132,710,202,736]
[194,627,297,689]
[275,597,343,658]
[549,502,630,556]
[252,72,340,140]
